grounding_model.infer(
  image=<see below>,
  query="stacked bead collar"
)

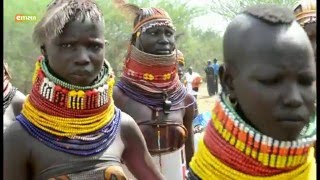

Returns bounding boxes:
[16,57,121,156]
[189,94,316,179]
[117,46,195,111]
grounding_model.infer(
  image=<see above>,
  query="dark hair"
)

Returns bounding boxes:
[33,0,104,46]
[242,4,295,24]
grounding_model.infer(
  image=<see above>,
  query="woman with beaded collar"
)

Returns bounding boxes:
[188,5,316,180]
[112,1,197,179]
[3,61,26,132]
[4,0,164,179]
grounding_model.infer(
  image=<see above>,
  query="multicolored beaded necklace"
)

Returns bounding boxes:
[3,75,17,114]
[16,57,121,156]
[117,45,194,113]
[189,94,316,179]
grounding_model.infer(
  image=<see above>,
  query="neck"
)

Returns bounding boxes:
[189,95,316,179]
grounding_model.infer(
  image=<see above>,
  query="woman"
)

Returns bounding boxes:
[4,1,164,179]
[188,5,316,180]
[113,2,197,179]
[3,61,26,132]
[177,49,185,81]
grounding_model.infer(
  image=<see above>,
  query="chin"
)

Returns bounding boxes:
[273,128,304,141]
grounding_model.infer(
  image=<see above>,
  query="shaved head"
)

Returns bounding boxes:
[220,5,315,140]
[223,6,312,74]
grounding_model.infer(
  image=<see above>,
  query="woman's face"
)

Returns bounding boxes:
[43,17,105,87]
[178,63,184,80]
[135,25,175,55]
[224,23,316,141]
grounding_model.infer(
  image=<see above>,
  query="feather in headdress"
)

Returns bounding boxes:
[112,0,141,21]
[33,0,103,45]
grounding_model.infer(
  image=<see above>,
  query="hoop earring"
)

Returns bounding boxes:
[227,94,238,108]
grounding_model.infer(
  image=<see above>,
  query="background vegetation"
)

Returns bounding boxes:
[4,0,297,94]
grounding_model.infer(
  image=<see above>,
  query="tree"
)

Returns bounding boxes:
[210,0,299,21]
[4,0,223,93]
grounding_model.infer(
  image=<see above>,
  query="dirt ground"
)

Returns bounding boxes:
[195,82,219,114]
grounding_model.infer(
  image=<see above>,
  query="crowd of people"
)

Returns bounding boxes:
[3,0,316,179]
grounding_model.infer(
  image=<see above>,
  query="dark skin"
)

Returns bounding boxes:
[220,14,316,141]
[114,25,196,168]
[3,68,26,131]
[4,17,164,180]
[303,22,316,58]
[177,63,184,80]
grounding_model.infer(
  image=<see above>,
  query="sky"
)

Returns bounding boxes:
[186,0,230,36]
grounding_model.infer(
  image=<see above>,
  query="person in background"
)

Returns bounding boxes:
[294,0,316,59]
[204,60,215,96]
[185,67,202,99]
[177,49,186,82]
[212,58,220,95]
[3,61,26,132]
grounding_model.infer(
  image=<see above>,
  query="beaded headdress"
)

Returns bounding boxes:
[33,0,103,46]
[112,0,175,35]
[293,0,317,27]
[177,50,185,66]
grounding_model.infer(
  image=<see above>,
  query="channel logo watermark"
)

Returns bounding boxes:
[15,14,37,22]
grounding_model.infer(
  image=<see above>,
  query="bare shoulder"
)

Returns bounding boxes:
[119,111,138,133]
[119,111,143,144]
[113,86,128,108]
[5,121,29,141]
[13,90,26,103]
[184,93,197,109]
[11,90,26,115]
[4,121,32,151]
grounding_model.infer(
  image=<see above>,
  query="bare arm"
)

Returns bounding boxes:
[4,122,31,180]
[120,113,164,180]
[12,90,26,116]
[184,95,198,168]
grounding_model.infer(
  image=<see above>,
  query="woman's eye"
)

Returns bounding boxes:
[166,32,173,36]
[258,78,280,85]
[61,43,73,48]
[90,44,103,50]
[299,77,314,86]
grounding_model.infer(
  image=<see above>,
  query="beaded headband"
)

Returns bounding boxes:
[293,0,317,27]
[133,7,175,33]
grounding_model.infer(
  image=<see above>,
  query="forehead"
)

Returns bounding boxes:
[50,17,104,42]
[238,22,314,70]
[145,25,175,32]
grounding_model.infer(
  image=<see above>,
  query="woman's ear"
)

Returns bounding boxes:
[40,45,46,56]
[220,64,237,100]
